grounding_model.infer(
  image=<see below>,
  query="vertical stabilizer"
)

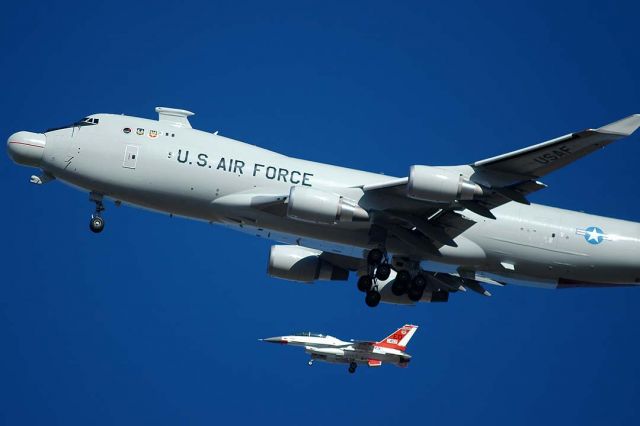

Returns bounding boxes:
[376,324,418,351]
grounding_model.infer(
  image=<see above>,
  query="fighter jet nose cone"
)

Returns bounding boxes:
[7,131,46,167]
[263,337,287,344]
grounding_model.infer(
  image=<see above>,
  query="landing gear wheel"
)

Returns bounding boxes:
[89,192,106,234]
[365,290,381,307]
[367,249,384,266]
[375,263,391,281]
[391,279,408,296]
[357,275,373,293]
[408,274,427,302]
[408,287,424,302]
[89,216,105,233]
[396,270,411,283]
[412,274,427,290]
[391,270,411,296]
[348,362,357,374]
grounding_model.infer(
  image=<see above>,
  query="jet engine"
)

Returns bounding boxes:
[407,165,483,203]
[267,245,350,283]
[287,186,369,224]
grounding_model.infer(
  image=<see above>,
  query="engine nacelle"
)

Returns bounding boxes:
[287,186,369,224]
[407,165,483,203]
[267,245,350,283]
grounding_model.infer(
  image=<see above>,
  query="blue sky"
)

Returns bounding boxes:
[2,1,640,424]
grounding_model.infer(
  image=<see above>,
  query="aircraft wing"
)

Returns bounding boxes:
[223,116,640,265]
[473,114,640,180]
[343,341,377,350]
[361,114,640,220]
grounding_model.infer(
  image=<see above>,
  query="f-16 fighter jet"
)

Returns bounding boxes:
[262,324,418,373]
[7,108,640,307]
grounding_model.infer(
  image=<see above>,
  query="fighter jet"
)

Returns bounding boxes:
[7,107,640,307]
[262,324,418,373]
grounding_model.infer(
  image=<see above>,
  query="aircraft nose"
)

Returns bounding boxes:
[7,131,46,167]
[261,337,288,344]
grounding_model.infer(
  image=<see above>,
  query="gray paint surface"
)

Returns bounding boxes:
[7,108,640,305]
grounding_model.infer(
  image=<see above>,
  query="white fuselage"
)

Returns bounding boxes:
[11,113,640,287]
[263,334,410,367]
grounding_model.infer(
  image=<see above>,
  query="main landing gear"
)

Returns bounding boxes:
[358,248,391,308]
[89,192,105,234]
[391,271,427,301]
[348,362,357,374]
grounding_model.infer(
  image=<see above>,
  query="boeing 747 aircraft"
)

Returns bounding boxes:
[7,107,640,307]
[262,324,418,373]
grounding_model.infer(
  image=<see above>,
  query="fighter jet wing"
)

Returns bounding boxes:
[344,340,377,350]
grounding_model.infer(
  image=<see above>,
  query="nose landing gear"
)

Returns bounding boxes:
[348,362,357,374]
[89,192,105,233]
[89,215,105,233]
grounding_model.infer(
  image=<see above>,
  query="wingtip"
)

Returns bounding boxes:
[597,114,640,136]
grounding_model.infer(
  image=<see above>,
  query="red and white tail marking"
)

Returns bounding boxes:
[376,324,418,351]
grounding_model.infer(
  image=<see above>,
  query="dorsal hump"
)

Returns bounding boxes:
[155,107,194,128]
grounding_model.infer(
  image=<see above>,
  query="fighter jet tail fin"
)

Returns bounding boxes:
[376,324,418,351]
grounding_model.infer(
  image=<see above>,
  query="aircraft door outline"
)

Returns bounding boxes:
[123,145,139,169]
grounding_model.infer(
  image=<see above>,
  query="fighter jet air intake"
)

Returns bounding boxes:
[7,107,640,307]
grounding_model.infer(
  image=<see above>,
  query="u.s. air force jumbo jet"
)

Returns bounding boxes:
[7,107,640,307]
[262,324,418,373]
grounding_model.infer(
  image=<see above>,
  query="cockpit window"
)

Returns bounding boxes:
[294,332,325,337]
[45,117,99,132]
[75,117,99,126]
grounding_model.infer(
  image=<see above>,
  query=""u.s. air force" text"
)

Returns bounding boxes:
[175,149,313,186]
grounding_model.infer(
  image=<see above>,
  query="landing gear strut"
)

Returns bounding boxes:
[367,248,384,265]
[89,192,105,233]
[348,362,357,374]
[359,248,391,307]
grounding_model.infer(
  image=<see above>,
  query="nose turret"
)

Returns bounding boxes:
[7,131,46,167]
